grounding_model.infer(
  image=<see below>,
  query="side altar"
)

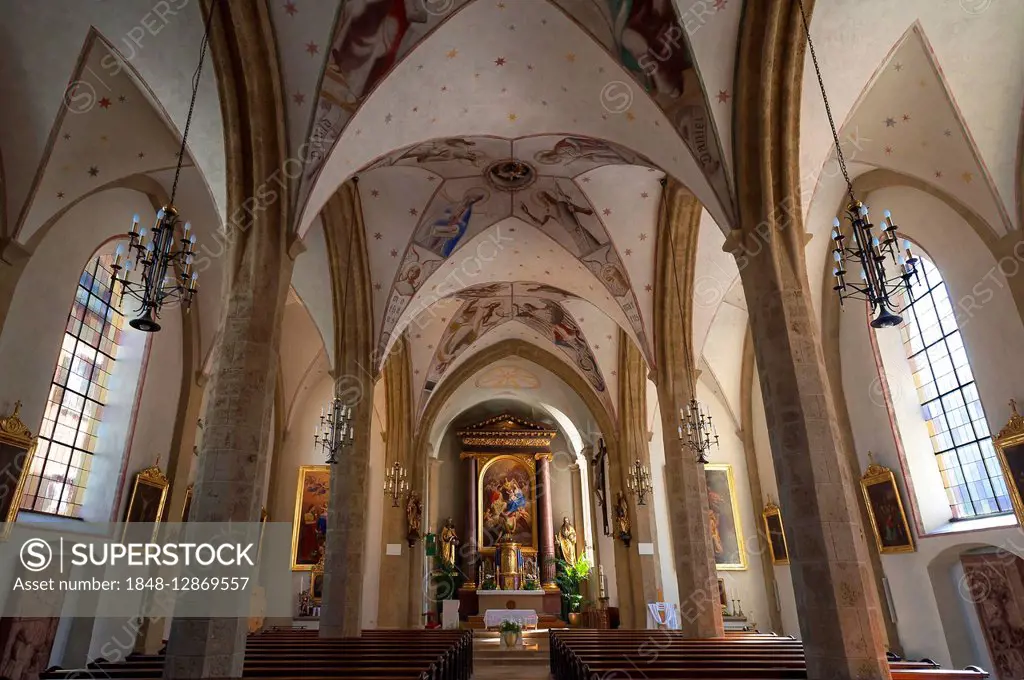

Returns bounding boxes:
[454,414,562,621]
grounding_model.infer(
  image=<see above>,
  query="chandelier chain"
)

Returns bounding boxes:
[795,0,855,204]
[170,0,219,206]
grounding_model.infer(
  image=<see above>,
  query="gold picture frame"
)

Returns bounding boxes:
[181,484,194,522]
[309,552,325,604]
[761,501,790,565]
[0,402,37,540]
[291,465,330,571]
[475,453,539,554]
[993,400,1024,527]
[123,463,170,541]
[704,464,747,570]
[257,506,268,565]
[859,455,915,555]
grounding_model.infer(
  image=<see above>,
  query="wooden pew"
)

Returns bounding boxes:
[550,630,989,680]
[41,629,472,680]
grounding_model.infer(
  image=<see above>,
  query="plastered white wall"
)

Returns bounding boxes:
[835,184,1024,667]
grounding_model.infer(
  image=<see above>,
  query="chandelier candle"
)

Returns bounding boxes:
[314,397,354,464]
[111,207,199,332]
[830,202,919,328]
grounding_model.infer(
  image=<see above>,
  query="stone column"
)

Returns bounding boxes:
[378,341,413,629]
[537,455,557,587]
[729,227,890,677]
[653,179,724,638]
[733,3,890,675]
[163,203,295,678]
[569,464,586,558]
[604,438,640,629]
[319,182,375,639]
[427,458,443,532]
[618,333,663,615]
[465,457,479,586]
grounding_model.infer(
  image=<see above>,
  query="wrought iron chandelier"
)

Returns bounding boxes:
[384,461,409,508]
[626,458,653,506]
[678,399,718,465]
[111,0,219,332]
[314,397,354,464]
[797,0,919,328]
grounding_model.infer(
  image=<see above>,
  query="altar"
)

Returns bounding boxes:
[451,414,566,619]
[477,590,546,617]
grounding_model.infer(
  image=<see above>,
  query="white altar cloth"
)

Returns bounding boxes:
[483,609,539,628]
[646,602,680,629]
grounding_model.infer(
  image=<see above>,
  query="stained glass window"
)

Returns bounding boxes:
[20,256,125,518]
[895,253,1011,518]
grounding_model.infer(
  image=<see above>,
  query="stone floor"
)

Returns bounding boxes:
[472,630,551,679]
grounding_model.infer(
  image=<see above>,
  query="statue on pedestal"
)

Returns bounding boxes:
[615,491,632,548]
[406,490,423,547]
[557,517,578,566]
[440,517,459,568]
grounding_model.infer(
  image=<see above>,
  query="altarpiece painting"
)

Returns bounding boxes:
[291,465,330,571]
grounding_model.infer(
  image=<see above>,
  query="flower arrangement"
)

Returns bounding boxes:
[498,619,523,634]
[524,577,541,591]
[481,574,497,590]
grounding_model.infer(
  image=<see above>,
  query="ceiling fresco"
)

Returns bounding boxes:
[422,280,606,400]
[364,135,652,370]
[292,0,733,227]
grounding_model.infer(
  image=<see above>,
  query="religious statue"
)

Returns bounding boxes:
[406,491,423,547]
[615,491,632,548]
[440,517,459,568]
[558,516,578,566]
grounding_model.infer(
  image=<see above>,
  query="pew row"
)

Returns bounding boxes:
[550,629,989,680]
[41,628,472,680]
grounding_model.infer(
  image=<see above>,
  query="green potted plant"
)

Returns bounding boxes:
[498,619,522,648]
[555,557,591,626]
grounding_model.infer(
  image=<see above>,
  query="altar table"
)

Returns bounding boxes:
[476,589,546,614]
[483,609,540,629]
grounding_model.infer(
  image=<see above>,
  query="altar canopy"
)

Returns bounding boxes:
[455,413,563,618]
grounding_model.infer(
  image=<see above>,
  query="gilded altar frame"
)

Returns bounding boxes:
[993,401,1024,527]
[472,453,540,555]
[859,459,915,555]
[0,402,38,540]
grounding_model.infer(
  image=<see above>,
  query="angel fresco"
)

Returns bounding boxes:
[433,299,505,375]
[534,136,627,166]
[398,138,486,166]
[323,0,429,114]
[605,0,690,100]
[421,189,487,257]
[520,186,602,255]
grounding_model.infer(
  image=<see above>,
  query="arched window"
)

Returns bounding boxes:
[20,256,125,518]
[896,253,1011,519]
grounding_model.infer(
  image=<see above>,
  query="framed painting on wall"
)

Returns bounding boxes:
[704,464,746,570]
[123,464,170,541]
[291,465,330,571]
[181,484,194,522]
[761,502,790,565]
[478,454,537,550]
[859,456,915,554]
[0,402,37,540]
[994,400,1024,528]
